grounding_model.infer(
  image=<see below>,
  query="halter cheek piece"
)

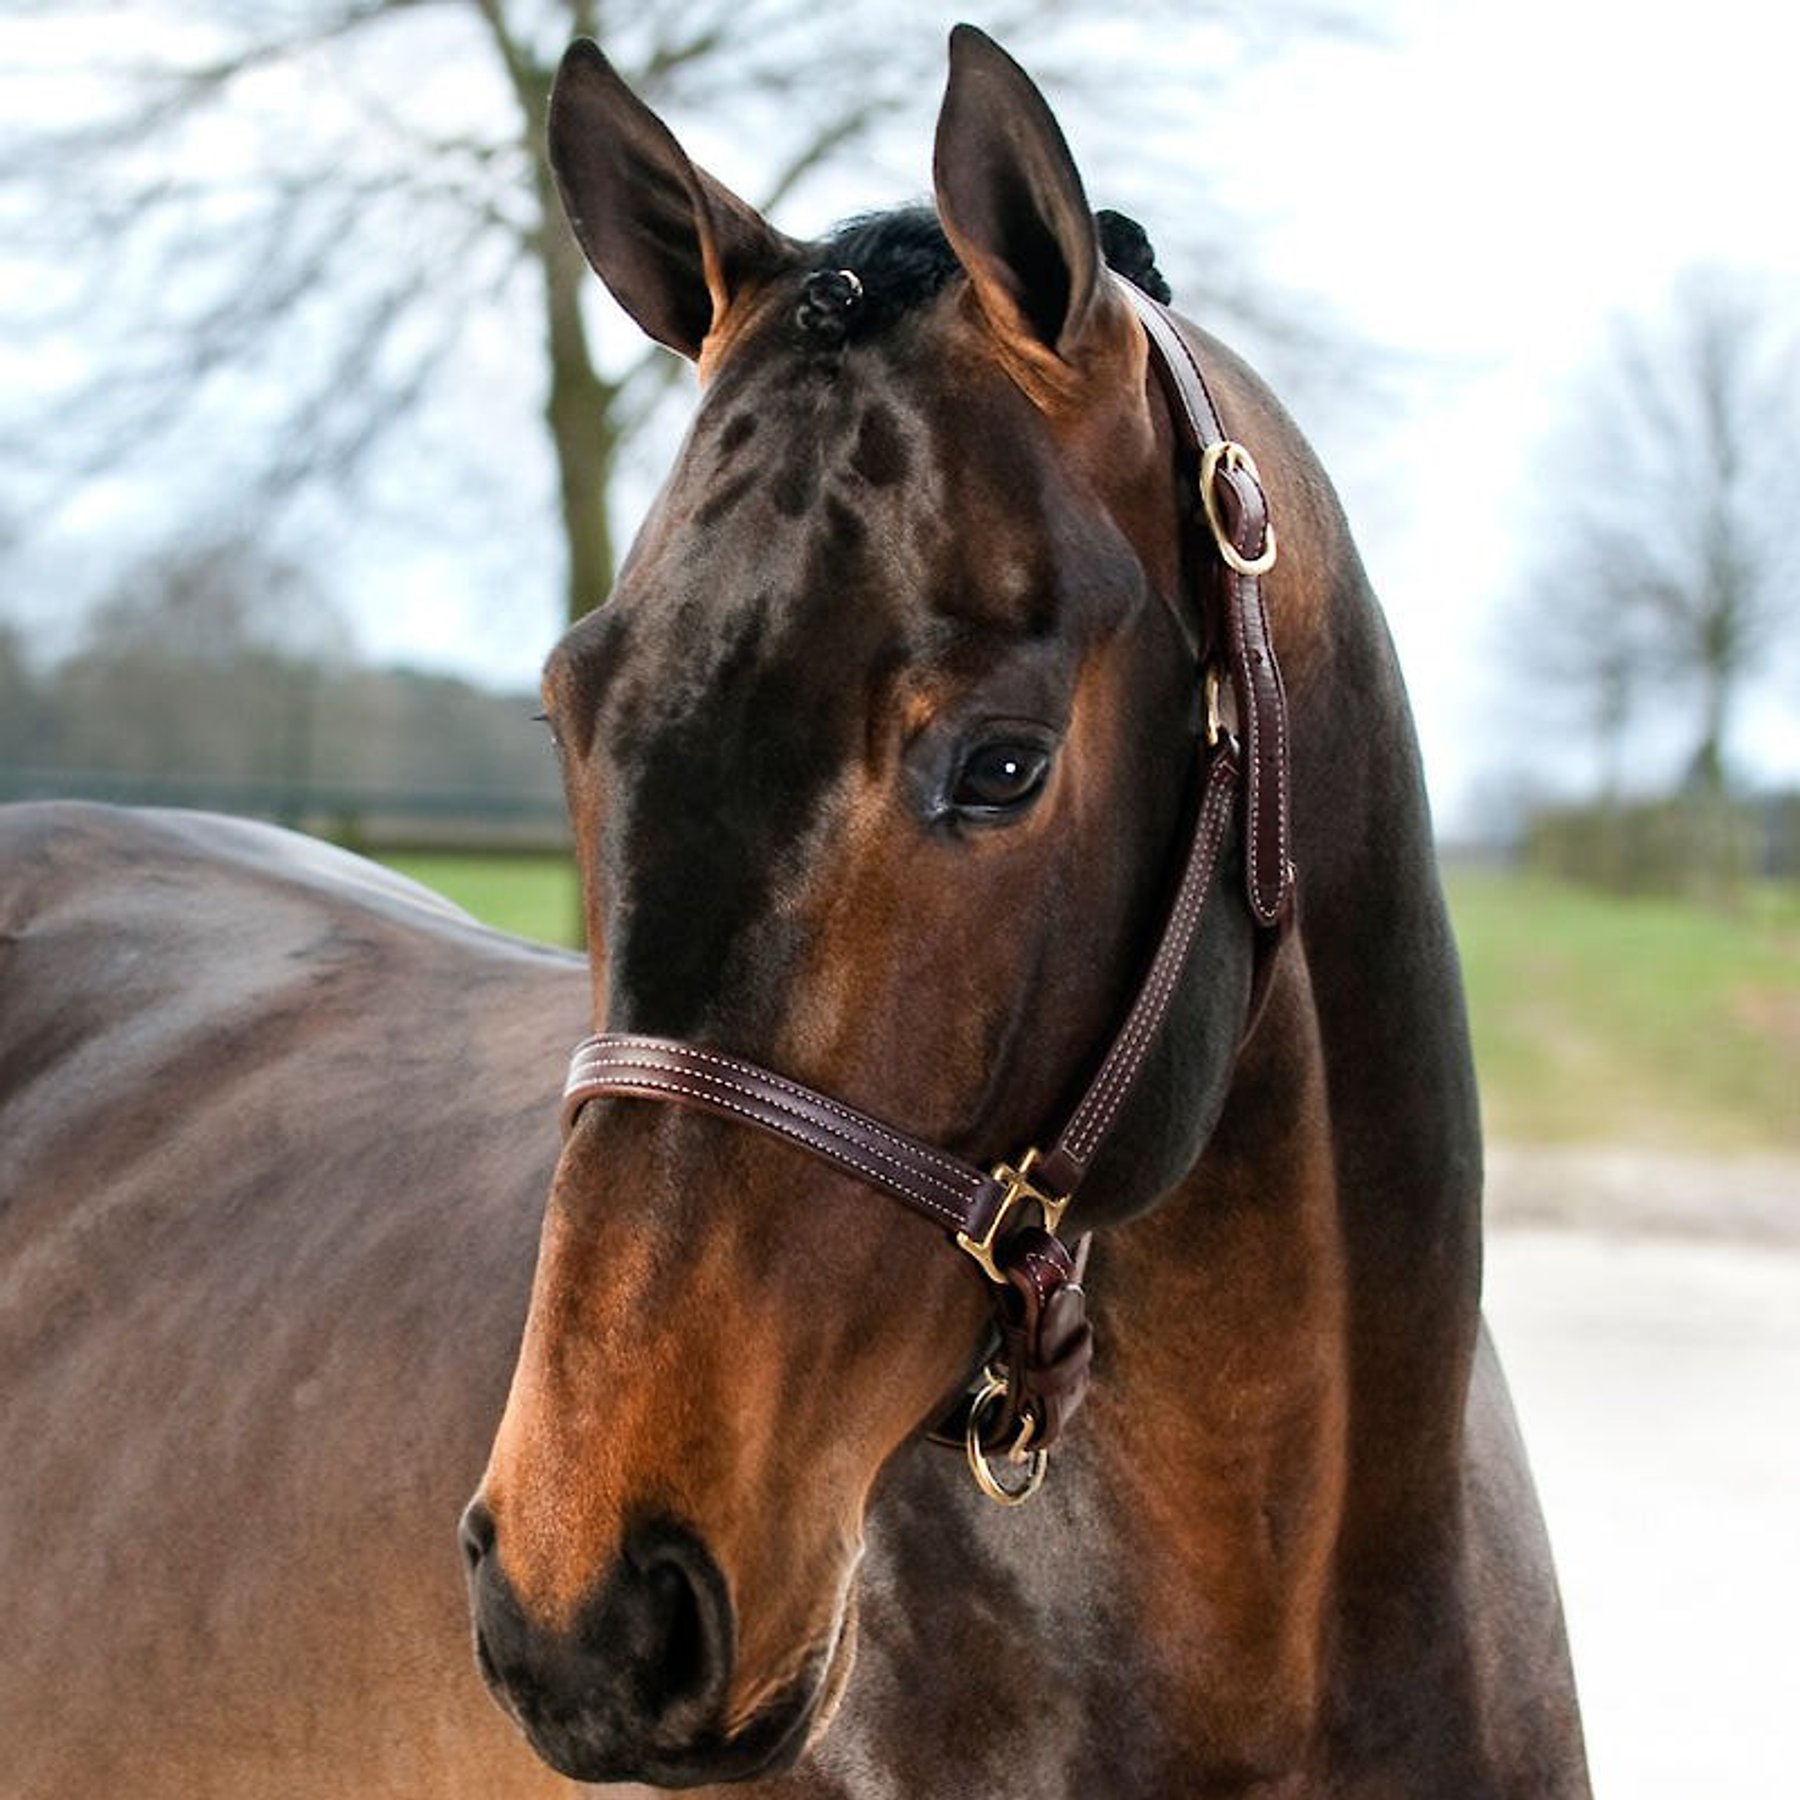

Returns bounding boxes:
[560,282,1294,1504]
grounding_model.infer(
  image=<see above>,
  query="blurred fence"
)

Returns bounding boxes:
[0,766,571,855]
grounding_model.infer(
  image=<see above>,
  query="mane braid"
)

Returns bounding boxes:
[802,204,1172,341]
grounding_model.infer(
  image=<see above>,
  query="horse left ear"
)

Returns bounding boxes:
[932,26,1136,400]
[547,40,795,360]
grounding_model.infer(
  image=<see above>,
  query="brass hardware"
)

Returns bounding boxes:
[964,1369,1049,1505]
[957,1148,1070,1285]
[1204,663,1224,748]
[1199,440,1277,577]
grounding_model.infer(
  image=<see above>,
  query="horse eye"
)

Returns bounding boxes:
[951,742,1052,814]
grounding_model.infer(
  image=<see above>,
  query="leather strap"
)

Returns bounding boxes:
[991,1228,1094,1448]
[1028,740,1238,1200]
[562,1033,1013,1243]
[1123,284,1293,929]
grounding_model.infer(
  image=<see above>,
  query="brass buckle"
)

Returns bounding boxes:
[1199,440,1277,577]
[956,1147,1069,1285]
[964,1368,1049,1506]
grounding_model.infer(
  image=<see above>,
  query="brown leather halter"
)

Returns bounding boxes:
[560,282,1294,1503]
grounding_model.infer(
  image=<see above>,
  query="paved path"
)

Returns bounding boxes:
[1485,1228,1800,1797]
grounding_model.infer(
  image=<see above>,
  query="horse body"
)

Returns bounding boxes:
[0,806,585,1797]
[2,26,1587,1798]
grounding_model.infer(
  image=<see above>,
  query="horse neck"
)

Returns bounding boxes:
[1282,560,1485,1553]
[1064,544,1483,1754]
[1189,367,1484,1538]
[1141,330,1484,1483]
[1075,944,1348,1762]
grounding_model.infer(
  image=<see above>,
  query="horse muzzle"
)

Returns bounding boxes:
[460,1500,832,1787]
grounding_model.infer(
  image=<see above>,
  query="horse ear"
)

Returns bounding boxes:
[932,26,1132,394]
[547,40,794,360]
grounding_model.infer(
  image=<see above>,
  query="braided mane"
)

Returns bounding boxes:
[800,204,1171,340]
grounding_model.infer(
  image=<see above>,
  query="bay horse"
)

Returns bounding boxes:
[463,25,1588,1797]
[0,25,1588,1800]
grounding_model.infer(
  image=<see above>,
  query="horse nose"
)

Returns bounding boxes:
[458,1496,495,1573]
[463,1509,734,1784]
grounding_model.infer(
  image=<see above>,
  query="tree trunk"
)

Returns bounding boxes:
[478,2,619,629]
[542,217,620,626]
[1688,666,1729,799]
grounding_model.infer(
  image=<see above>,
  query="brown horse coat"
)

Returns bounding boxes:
[2,27,1588,1800]
[0,806,583,1796]
[462,27,1588,1799]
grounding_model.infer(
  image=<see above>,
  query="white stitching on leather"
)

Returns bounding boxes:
[574,1036,980,1192]
[563,1051,975,1228]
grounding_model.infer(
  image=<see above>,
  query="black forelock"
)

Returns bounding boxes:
[809,208,960,335]
[804,204,1172,339]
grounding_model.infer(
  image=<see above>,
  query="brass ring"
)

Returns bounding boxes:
[964,1372,1048,1506]
[1199,440,1277,577]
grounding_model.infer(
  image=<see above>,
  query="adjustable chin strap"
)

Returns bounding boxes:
[558,289,1293,1504]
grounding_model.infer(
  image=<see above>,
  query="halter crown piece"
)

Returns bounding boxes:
[560,280,1294,1504]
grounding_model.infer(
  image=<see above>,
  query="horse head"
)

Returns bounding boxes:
[465,28,1291,1787]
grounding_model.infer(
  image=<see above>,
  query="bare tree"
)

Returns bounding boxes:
[1,1,1362,649]
[1517,269,1800,800]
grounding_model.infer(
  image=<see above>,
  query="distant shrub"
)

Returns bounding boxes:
[1522,795,1788,899]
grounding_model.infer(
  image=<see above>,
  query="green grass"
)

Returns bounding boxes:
[376,850,582,950]
[374,849,1800,1154]
[1445,869,1800,1152]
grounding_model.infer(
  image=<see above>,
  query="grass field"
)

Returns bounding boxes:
[377,850,581,952]
[376,850,1800,1154]
[1446,870,1800,1152]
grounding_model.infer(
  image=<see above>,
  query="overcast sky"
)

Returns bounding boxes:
[8,0,1798,832]
[1196,0,1800,824]
[444,0,1800,827]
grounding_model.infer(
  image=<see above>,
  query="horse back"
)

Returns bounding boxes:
[0,803,585,1797]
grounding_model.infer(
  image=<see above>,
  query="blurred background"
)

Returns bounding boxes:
[2,2,1795,1790]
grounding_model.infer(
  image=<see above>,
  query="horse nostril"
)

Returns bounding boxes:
[602,1521,732,1723]
[643,1554,707,1707]
[464,1515,741,1780]
[459,1498,496,1574]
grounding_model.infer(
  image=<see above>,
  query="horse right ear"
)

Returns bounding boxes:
[932,26,1138,408]
[547,41,795,361]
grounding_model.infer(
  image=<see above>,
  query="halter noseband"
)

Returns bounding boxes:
[559,283,1293,1503]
